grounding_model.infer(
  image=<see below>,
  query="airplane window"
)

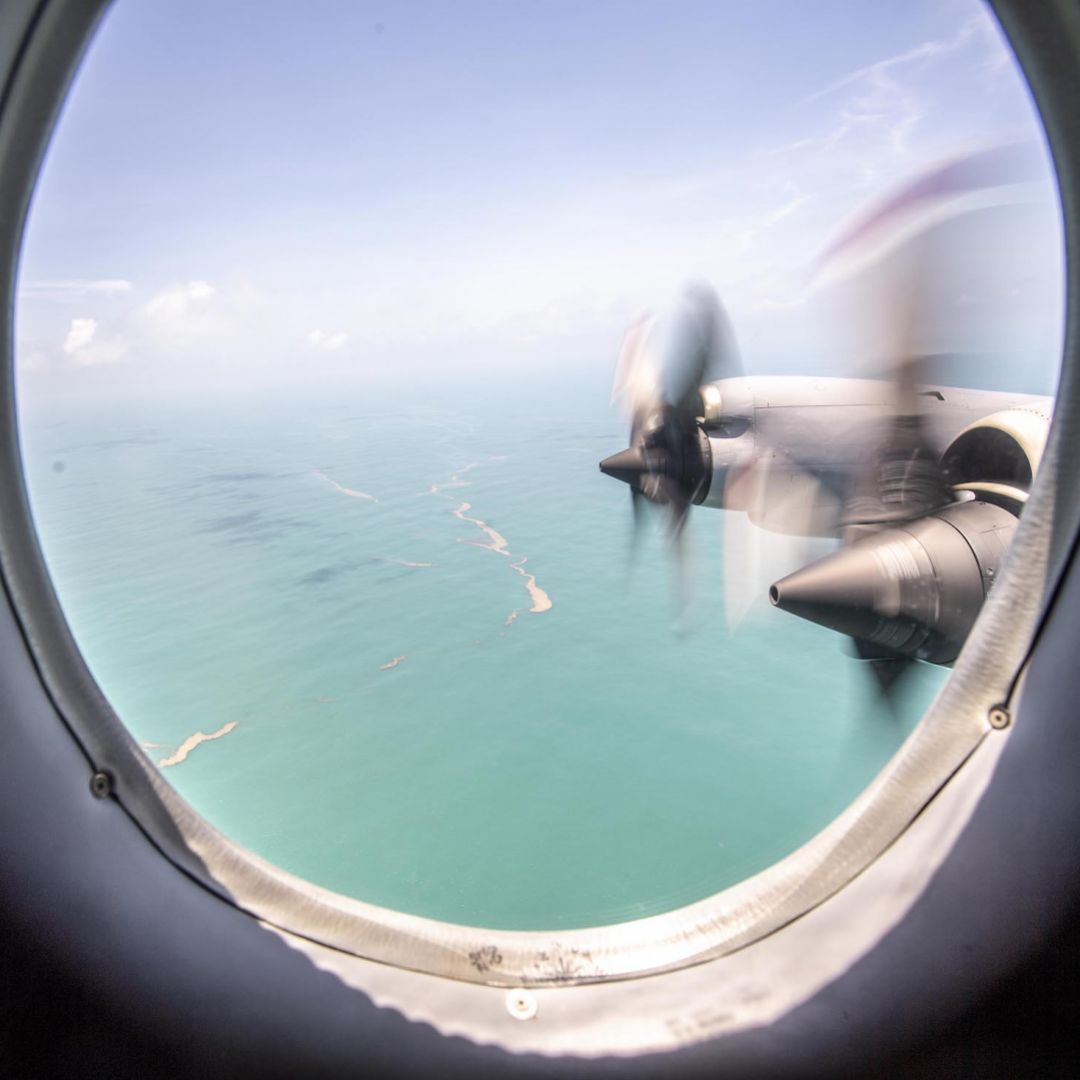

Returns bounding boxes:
[14,0,1063,933]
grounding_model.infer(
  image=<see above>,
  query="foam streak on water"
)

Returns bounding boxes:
[158,720,239,768]
[431,463,553,621]
[314,469,378,502]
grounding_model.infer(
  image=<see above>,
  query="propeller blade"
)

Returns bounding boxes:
[850,638,913,708]
[836,223,955,533]
[721,456,832,633]
[841,413,955,530]
[611,314,661,427]
[810,141,1044,293]
[864,657,912,705]
[657,282,742,416]
[603,283,743,632]
[627,487,646,566]
[664,485,692,633]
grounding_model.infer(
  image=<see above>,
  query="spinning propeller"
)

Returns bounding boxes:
[600,283,741,603]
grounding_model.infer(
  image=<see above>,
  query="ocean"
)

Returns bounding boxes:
[17,368,943,930]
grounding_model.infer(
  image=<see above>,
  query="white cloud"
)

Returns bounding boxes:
[804,13,1002,106]
[141,280,215,320]
[119,279,231,357]
[23,280,229,376]
[789,10,1014,172]
[62,317,97,355]
[62,312,127,366]
[306,329,349,352]
[20,278,134,299]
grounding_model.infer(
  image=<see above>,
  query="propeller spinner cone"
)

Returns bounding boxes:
[599,447,648,487]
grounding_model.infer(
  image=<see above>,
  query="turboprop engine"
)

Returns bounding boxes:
[769,407,1050,674]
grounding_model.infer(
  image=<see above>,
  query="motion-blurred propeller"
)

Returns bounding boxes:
[601,283,741,613]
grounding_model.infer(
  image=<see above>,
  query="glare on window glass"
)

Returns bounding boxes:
[15,0,1062,930]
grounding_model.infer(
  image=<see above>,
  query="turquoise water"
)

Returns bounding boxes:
[18,369,944,929]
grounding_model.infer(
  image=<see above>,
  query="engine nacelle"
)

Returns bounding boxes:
[940,406,1051,513]
[770,499,1018,665]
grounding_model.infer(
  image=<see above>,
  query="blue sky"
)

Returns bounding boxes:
[15,0,1064,398]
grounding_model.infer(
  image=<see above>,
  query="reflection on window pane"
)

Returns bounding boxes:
[16,1,1061,929]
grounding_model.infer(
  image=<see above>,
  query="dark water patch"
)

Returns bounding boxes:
[146,481,203,499]
[203,471,278,483]
[225,530,287,545]
[220,518,317,545]
[54,435,170,453]
[172,470,303,492]
[149,478,251,499]
[298,567,338,586]
[150,476,273,499]
[199,507,316,540]
[201,510,264,533]
[296,561,360,587]
[372,568,425,586]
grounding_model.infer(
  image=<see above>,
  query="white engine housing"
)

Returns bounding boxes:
[941,406,1051,510]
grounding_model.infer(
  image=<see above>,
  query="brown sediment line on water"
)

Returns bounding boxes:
[452,504,551,615]
[451,502,510,554]
[314,470,377,502]
[379,655,406,671]
[424,463,553,620]
[158,721,238,768]
[509,556,553,613]
[421,462,478,497]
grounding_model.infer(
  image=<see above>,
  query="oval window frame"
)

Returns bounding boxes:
[0,0,1076,1058]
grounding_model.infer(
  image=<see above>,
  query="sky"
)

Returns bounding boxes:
[14,0,1065,400]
